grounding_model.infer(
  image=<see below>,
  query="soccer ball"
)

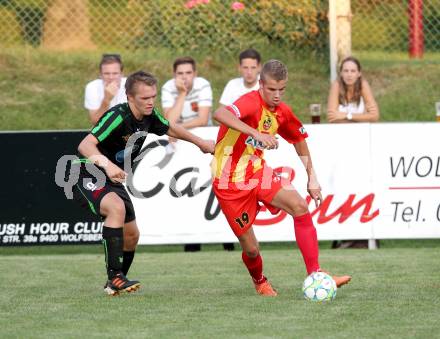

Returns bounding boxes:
[302,271,337,302]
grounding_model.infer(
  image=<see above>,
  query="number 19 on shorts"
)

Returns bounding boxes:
[235,212,249,228]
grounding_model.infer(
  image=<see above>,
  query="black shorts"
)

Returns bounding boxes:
[72,163,136,223]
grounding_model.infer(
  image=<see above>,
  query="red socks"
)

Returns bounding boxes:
[294,213,320,274]
[242,251,265,284]
[241,212,319,281]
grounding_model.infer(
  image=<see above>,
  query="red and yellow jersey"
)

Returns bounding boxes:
[211,90,308,183]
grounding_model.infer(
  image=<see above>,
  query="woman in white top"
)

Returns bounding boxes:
[327,56,380,249]
[327,56,379,123]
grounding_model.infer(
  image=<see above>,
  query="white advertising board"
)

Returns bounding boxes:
[129,124,440,244]
[370,123,440,239]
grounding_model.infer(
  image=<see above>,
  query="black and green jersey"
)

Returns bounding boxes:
[82,103,169,169]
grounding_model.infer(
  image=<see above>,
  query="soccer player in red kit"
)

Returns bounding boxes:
[211,59,351,296]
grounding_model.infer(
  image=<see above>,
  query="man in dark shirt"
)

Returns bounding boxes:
[73,71,214,296]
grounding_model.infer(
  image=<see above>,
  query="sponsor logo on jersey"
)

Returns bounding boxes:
[299,126,306,135]
[85,181,98,191]
[245,136,265,150]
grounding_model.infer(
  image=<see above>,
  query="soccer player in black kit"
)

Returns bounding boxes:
[73,71,214,296]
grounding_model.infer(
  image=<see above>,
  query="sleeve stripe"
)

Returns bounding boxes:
[91,111,114,134]
[153,108,169,126]
[230,104,241,117]
[97,115,123,142]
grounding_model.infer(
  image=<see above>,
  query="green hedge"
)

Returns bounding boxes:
[87,0,328,57]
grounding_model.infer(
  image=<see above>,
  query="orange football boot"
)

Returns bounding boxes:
[254,279,278,296]
[319,270,352,287]
[332,274,352,287]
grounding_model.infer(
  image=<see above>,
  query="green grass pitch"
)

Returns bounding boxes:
[0,243,439,338]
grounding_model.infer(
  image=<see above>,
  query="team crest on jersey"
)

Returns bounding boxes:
[122,134,131,142]
[299,127,306,135]
[263,116,272,130]
[191,102,199,112]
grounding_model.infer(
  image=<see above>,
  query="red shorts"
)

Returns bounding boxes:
[213,166,284,237]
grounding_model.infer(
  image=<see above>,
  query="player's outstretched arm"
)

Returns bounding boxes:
[166,122,215,154]
[78,134,127,183]
[294,140,322,207]
[213,107,278,149]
